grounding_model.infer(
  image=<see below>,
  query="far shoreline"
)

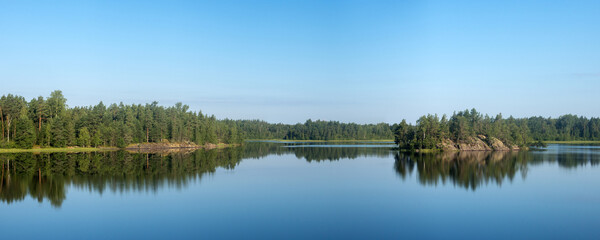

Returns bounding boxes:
[245,139,394,143]
[543,141,600,144]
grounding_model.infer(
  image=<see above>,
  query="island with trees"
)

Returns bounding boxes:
[393,109,600,151]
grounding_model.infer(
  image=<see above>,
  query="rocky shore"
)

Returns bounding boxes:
[435,135,526,151]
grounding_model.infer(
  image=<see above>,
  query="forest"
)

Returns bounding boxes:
[394,109,600,150]
[0,91,394,149]
[232,119,394,140]
[0,91,243,149]
[2,91,599,150]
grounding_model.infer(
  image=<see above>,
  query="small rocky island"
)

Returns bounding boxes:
[394,109,530,151]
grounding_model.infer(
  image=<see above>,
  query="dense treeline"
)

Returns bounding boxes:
[527,115,600,141]
[394,109,600,150]
[233,119,393,140]
[0,91,243,149]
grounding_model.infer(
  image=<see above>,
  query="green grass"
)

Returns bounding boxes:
[0,147,117,153]
[544,140,600,144]
[215,143,240,148]
[0,142,245,154]
[246,139,394,143]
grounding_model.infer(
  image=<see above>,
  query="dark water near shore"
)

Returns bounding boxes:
[1,142,600,239]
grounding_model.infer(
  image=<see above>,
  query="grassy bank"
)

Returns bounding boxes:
[396,148,443,153]
[0,147,117,153]
[0,142,241,154]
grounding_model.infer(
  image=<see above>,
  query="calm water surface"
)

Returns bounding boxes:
[1,142,600,239]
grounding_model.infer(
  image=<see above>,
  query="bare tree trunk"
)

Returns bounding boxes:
[423,131,425,149]
[0,107,4,140]
[146,127,149,142]
[6,117,11,142]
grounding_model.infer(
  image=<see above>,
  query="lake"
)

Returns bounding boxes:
[1,142,600,239]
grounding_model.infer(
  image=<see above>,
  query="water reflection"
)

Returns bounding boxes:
[394,151,529,190]
[0,148,243,207]
[2,143,599,207]
[242,141,393,162]
[394,145,600,190]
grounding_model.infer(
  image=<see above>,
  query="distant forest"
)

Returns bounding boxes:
[0,91,243,149]
[394,109,600,150]
[232,119,394,140]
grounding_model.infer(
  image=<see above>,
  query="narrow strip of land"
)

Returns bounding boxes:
[543,141,600,144]
[246,139,394,143]
[0,147,115,153]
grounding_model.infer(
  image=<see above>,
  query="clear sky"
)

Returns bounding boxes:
[1,0,599,124]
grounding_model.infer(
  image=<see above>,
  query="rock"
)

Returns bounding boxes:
[457,136,492,151]
[427,137,524,152]
[436,139,458,151]
[489,137,510,151]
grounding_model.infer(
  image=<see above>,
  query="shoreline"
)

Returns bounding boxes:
[246,139,394,143]
[0,147,117,153]
[0,143,240,154]
[543,141,600,144]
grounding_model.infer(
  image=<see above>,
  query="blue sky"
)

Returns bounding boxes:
[1,0,599,123]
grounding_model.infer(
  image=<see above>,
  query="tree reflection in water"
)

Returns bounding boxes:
[394,147,600,190]
[394,151,529,190]
[2,143,599,207]
[0,148,243,208]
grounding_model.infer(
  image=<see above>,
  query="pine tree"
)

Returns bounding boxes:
[14,114,36,148]
[78,127,91,147]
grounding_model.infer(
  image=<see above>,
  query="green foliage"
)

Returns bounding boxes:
[395,109,534,150]
[13,115,36,148]
[47,90,67,118]
[394,109,600,150]
[2,91,598,150]
[77,127,91,147]
[233,119,393,141]
[0,91,244,149]
[530,140,547,148]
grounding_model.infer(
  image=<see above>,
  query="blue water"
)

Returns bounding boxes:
[1,143,600,239]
